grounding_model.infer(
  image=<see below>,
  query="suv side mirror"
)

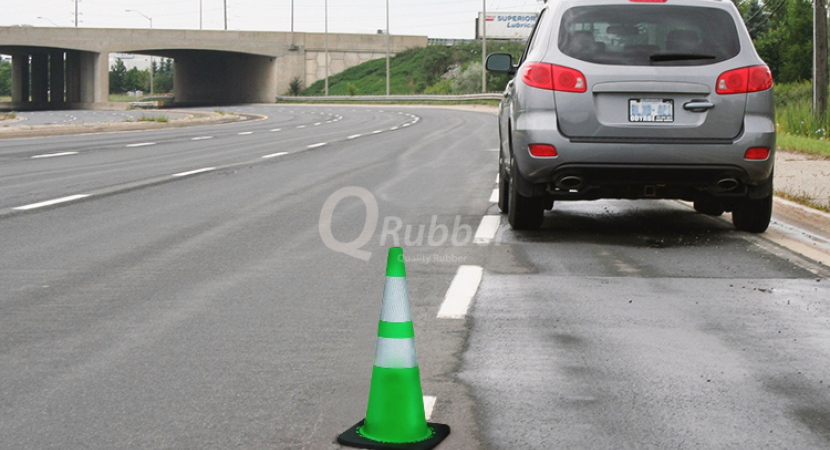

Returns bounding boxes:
[486,53,516,75]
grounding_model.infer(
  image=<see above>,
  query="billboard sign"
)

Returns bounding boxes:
[478,12,538,40]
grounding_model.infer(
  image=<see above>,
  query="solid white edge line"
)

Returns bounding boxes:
[347,134,361,140]
[437,266,484,319]
[262,152,289,159]
[307,143,327,149]
[172,167,216,177]
[31,152,79,159]
[423,396,437,420]
[473,215,501,244]
[126,143,156,148]
[14,194,90,211]
[489,188,499,203]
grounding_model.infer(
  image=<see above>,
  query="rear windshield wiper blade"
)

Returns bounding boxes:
[649,53,717,62]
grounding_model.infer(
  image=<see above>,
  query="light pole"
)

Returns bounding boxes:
[126,9,154,95]
[386,0,390,96]
[224,0,228,30]
[325,0,329,96]
[200,0,203,30]
[482,0,487,93]
[37,17,60,27]
[290,0,295,48]
[74,0,79,27]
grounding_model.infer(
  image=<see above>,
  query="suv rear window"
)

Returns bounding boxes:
[558,5,741,66]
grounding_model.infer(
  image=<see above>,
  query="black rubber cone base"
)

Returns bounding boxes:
[337,420,451,450]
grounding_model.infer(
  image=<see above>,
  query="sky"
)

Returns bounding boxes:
[0,0,545,40]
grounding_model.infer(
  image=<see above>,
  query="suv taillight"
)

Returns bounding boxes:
[522,63,587,93]
[716,65,773,94]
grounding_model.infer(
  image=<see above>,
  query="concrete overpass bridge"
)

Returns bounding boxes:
[0,27,426,110]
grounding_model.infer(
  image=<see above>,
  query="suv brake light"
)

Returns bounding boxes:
[716,66,773,94]
[522,63,587,93]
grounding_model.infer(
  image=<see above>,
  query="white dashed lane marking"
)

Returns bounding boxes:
[307,143,327,149]
[172,167,216,177]
[31,152,79,159]
[14,194,91,211]
[423,396,437,420]
[126,143,156,148]
[262,152,289,159]
[437,265,484,319]
[473,215,501,245]
[238,132,253,135]
[489,188,499,203]
[347,134,361,140]
[192,136,214,141]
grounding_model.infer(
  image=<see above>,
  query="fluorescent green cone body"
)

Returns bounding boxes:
[359,366,432,443]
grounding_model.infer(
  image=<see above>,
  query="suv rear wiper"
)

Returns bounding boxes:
[649,53,716,62]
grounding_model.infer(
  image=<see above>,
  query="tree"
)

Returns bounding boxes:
[123,67,149,93]
[109,58,127,94]
[452,62,483,94]
[0,59,11,97]
[288,76,303,96]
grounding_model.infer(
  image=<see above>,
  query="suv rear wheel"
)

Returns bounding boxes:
[507,159,545,230]
[732,194,773,233]
[498,158,509,214]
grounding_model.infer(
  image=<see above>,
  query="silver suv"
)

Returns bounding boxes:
[487,0,775,232]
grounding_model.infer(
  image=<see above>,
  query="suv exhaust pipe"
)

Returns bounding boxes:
[716,178,739,191]
[557,175,585,190]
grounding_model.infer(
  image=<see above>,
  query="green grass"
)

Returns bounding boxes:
[0,95,11,102]
[302,42,525,96]
[777,133,830,158]
[135,114,169,123]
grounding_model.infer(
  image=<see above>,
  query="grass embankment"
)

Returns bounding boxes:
[776,82,830,159]
[0,111,17,121]
[301,42,525,97]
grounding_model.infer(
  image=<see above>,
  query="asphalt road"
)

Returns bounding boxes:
[1,105,828,449]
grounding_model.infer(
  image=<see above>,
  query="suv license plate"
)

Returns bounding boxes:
[629,99,674,123]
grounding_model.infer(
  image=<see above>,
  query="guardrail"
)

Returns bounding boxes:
[276,93,503,102]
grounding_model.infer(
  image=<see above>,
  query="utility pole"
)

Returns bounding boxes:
[325,0,329,96]
[386,0,390,96]
[482,0,487,93]
[224,0,228,30]
[814,0,828,116]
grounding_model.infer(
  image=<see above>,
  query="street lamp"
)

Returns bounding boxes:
[125,9,154,95]
[325,0,329,96]
[482,0,487,93]
[200,0,203,30]
[386,0,390,96]
[37,17,60,27]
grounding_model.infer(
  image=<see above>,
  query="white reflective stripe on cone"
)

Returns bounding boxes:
[380,277,412,323]
[374,337,418,369]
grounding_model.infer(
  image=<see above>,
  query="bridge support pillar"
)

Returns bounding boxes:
[66,51,81,103]
[50,51,65,104]
[11,54,29,103]
[31,54,49,104]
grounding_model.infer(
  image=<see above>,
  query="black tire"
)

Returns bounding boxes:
[732,194,773,233]
[498,159,509,214]
[694,199,725,216]
[507,160,544,230]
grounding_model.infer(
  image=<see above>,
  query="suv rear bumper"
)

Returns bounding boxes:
[510,110,775,200]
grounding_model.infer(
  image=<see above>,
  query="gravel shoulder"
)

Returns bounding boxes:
[0,110,255,138]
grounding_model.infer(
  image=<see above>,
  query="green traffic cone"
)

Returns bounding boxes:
[338,247,450,450]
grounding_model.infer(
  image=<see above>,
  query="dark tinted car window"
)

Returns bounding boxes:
[559,5,741,66]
